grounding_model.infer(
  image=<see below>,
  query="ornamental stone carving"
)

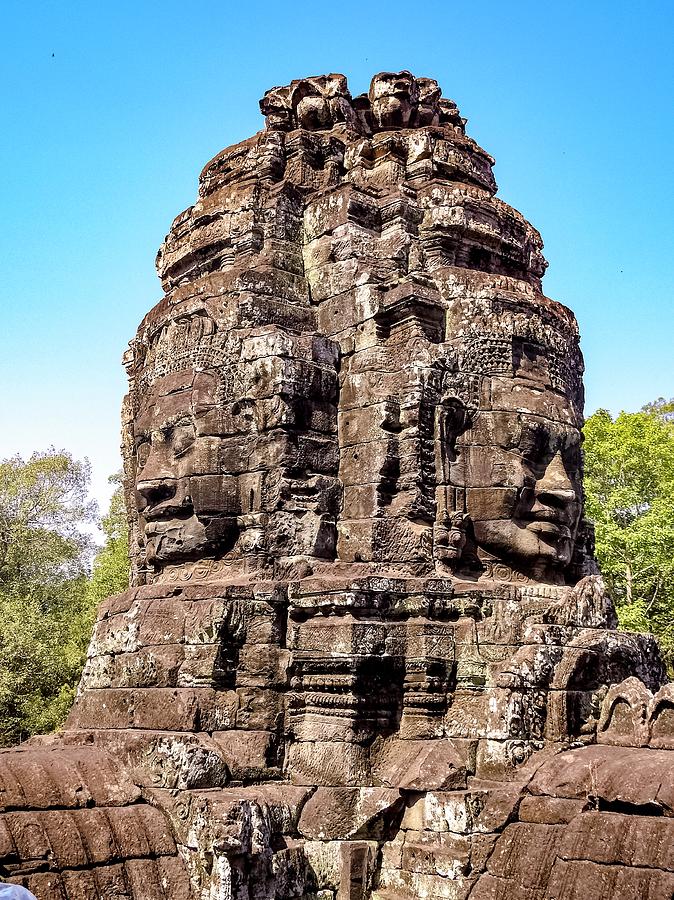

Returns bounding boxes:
[2,72,673,900]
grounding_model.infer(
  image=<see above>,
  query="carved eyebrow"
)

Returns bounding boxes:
[518,423,581,458]
[519,414,580,435]
[134,415,194,443]
[160,415,195,431]
[519,419,547,438]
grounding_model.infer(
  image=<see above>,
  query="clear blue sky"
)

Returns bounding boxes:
[1,0,672,516]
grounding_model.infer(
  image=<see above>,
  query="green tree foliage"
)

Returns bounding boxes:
[87,473,130,605]
[642,396,674,419]
[583,402,674,667]
[0,453,129,744]
[0,451,94,592]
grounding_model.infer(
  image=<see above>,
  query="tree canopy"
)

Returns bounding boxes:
[0,453,128,744]
[0,451,95,594]
[583,401,674,668]
[87,473,130,606]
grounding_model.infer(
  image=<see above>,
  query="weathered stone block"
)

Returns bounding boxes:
[298,787,402,840]
[211,730,278,781]
[372,739,466,791]
[287,741,371,787]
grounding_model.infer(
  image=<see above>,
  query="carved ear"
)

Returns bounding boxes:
[568,517,600,582]
[441,397,473,441]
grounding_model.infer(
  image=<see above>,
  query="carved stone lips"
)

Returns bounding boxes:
[143,509,194,535]
[142,503,194,524]
[526,518,572,539]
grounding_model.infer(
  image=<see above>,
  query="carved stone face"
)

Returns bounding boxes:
[259,85,294,130]
[294,92,332,130]
[369,70,419,129]
[416,77,441,126]
[133,370,240,566]
[129,322,342,573]
[454,375,582,577]
[292,75,352,131]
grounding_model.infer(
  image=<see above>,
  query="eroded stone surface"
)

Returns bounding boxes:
[2,70,672,899]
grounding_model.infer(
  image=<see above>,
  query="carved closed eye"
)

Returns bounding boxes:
[519,424,549,461]
[170,424,196,458]
[562,443,582,478]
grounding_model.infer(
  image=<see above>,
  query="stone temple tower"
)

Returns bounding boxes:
[1,72,674,900]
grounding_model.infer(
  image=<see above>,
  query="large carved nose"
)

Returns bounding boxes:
[136,441,182,515]
[534,451,577,511]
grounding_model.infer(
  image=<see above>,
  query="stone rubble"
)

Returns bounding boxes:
[1,71,672,899]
